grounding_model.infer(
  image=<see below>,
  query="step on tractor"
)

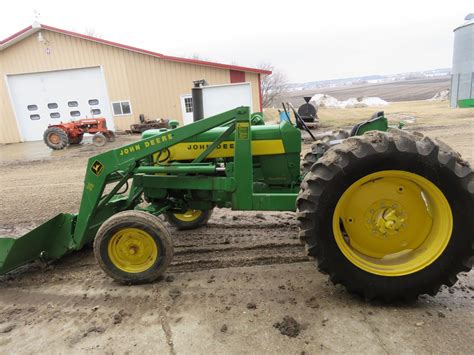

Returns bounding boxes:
[1,106,473,301]
[43,117,116,150]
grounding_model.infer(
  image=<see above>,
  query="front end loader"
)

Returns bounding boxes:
[1,106,473,301]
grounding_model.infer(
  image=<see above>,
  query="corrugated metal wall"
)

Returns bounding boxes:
[0,30,262,143]
[451,22,474,108]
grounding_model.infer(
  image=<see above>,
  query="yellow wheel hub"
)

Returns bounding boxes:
[173,209,202,222]
[108,228,158,273]
[333,170,452,276]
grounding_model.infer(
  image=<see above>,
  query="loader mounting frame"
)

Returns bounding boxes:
[0,107,297,274]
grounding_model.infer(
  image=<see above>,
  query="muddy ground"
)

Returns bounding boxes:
[0,114,473,354]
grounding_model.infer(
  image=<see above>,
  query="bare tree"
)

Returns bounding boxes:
[33,9,41,21]
[258,63,288,108]
[85,28,102,38]
[183,53,213,61]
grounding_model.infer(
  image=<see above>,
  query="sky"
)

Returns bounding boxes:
[0,1,472,82]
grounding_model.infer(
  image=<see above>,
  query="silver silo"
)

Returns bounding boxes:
[451,14,474,108]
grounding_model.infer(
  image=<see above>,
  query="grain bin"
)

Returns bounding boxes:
[451,14,474,108]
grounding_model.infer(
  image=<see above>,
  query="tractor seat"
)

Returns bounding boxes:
[350,111,385,136]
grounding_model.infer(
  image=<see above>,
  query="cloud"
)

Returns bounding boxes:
[0,0,470,81]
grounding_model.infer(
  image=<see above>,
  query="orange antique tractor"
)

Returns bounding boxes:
[43,118,115,150]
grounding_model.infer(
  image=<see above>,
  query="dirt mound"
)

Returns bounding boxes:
[273,316,302,337]
[428,89,450,101]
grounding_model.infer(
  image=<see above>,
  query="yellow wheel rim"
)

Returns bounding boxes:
[173,209,202,222]
[108,228,158,273]
[333,170,453,276]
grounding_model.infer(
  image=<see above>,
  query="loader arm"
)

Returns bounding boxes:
[0,107,249,274]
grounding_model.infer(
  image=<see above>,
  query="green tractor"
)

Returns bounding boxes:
[1,106,473,301]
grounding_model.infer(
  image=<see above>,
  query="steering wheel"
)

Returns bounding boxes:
[285,102,316,141]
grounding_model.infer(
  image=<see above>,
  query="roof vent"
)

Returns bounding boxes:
[465,13,474,21]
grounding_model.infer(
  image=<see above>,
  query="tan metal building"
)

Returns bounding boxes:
[0,23,270,144]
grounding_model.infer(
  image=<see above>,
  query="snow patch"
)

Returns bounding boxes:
[361,97,389,106]
[310,94,389,108]
[428,89,450,101]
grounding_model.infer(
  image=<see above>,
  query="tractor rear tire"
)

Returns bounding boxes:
[94,211,174,284]
[92,132,107,147]
[164,209,213,230]
[296,130,474,301]
[301,141,329,174]
[43,127,69,150]
[301,130,349,174]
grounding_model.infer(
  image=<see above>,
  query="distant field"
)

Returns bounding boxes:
[264,99,473,163]
[282,77,450,106]
[264,100,470,127]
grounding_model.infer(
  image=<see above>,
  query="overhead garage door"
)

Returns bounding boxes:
[7,67,114,141]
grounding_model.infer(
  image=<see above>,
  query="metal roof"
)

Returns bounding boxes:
[453,15,474,32]
[0,23,272,75]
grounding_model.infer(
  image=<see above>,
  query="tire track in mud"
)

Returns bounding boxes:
[0,211,309,352]
[1,211,308,286]
[169,214,307,272]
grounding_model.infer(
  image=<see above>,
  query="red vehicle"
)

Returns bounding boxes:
[43,118,115,150]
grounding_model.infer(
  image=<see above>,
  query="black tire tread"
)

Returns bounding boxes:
[94,210,174,284]
[43,127,69,150]
[296,129,474,301]
[92,133,107,147]
[301,130,350,174]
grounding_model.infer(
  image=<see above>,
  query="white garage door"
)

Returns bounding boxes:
[7,67,114,141]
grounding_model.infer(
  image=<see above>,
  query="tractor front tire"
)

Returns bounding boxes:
[164,209,213,230]
[92,132,107,147]
[297,130,474,301]
[43,127,69,150]
[94,211,174,284]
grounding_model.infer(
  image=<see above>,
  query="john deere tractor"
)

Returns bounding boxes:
[1,106,472,301]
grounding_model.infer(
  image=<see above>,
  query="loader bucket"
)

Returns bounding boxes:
[0,213,76,275]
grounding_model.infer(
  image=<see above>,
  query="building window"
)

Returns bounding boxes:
[30,114,40,120]
[88,99,99,105]
[50,112,60,118]
[68,101,79,107]
[27,104,38,111]
[184,97,193,113]
[91,108,101,115]
[48,103,58,109]
[70,111,81,117]
[112,101,132,116]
